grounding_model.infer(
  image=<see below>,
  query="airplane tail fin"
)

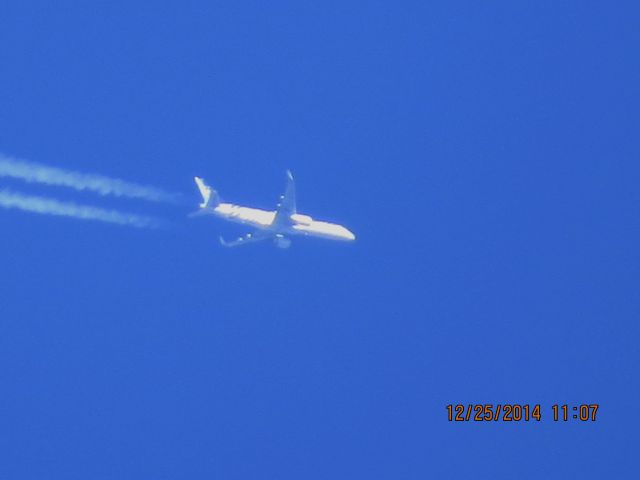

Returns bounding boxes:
[194,177,220,209]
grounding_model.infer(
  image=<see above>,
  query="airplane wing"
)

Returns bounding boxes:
[219,231,272,248]
[272,170,296,226]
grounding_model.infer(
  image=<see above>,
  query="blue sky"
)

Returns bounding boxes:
[0,1,638,478]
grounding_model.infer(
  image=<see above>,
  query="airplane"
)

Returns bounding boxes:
[191,171,356,248]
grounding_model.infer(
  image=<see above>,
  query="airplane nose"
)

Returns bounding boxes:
[344,229,356,241]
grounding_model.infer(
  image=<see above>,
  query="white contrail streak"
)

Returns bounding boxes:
[0,153,180,204]
[0,189,163,229]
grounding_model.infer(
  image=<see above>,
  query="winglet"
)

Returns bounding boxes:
[275,170,296,219]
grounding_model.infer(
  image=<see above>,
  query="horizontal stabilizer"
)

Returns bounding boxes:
[187,209,209,218]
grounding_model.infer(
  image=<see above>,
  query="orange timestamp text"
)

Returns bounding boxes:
[446,404,599,422]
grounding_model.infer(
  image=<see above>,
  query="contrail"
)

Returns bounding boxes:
[0,189,164,229]
[0,153,181,204]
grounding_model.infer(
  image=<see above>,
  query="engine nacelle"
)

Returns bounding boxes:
[274,235,291,249]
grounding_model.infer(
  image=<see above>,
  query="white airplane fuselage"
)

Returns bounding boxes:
[206,203,356,242]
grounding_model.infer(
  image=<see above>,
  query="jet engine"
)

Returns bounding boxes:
[274,235,291,249]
